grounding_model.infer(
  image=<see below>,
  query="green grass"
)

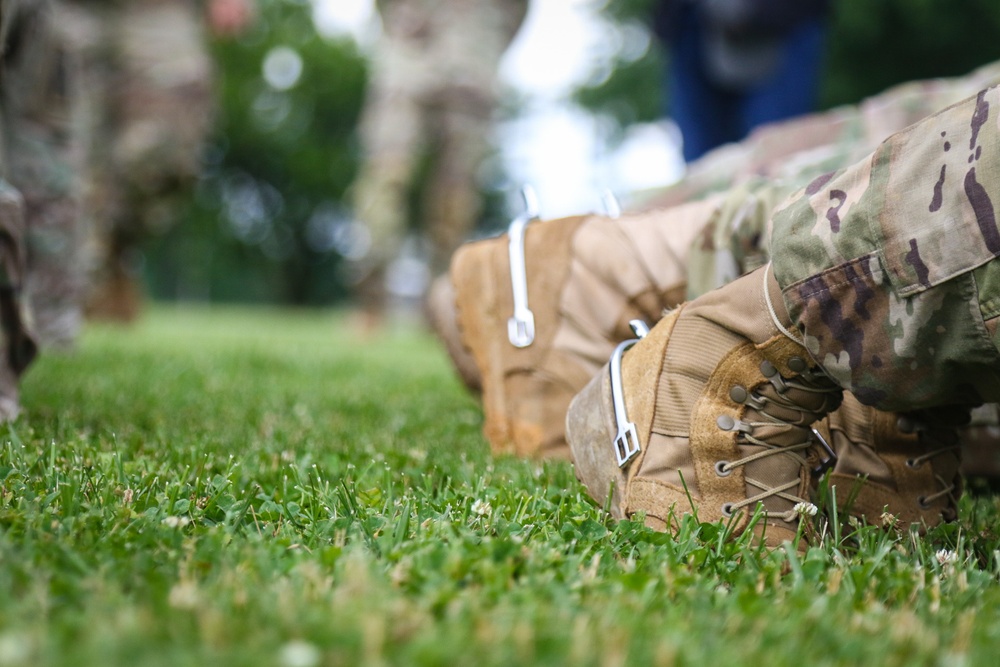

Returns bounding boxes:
[3,306,1000,666]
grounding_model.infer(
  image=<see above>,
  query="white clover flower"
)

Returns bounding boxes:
[162,516,191,528]
[0,632,30,665]
[880,511,897,527]
[936,549,958,566]
[168,581,199,610]
[471,499,491,516]
[793,502,818,517]
[278,640,321,667]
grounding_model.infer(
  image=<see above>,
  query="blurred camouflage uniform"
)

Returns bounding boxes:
[4,0,84,351]
[351,0,528,316]
[648,60,1000,213]
[0,0,89,420]
[56,0,214,320]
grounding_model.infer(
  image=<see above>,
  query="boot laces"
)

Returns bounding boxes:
[720,366,842,522]
[719,442,817,520]
[901,418,963,512]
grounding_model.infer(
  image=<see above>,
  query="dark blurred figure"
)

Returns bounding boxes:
[350,0,528,327]
[653,0,831,163]
[0,0,81,417]
[56,0,253,322]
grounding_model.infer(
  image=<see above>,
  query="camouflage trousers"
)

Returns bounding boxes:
[0,0,86,418]
[770,85,1000,413]
[351,0,527,312]
[3,0,84,350]
[649,59,1000,211]
[56,0,214,320]
[644,62,1000,416]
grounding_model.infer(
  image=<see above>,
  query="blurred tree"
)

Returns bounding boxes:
[143,0,368,305]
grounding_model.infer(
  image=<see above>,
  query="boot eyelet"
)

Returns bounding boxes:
[715,461,732,477]
[906,458,923,469]
[721,503,734,517]
[729,385,748,403]
[717,415,736,431]
[918,496,931,509]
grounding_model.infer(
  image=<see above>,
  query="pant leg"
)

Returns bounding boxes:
[770,86,1000,411]
[0,0,45,418]
[667,6,741,162]
[7,0,84,347]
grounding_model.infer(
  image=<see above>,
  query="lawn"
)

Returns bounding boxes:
[2,306,1000,666]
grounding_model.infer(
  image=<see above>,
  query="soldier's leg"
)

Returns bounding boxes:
[350,0,447,323]
[770,86,1000,411]
[5,0,83,347]
[422,95,492,276]
[84,0,213,321]
[0,182,38,420]
[567,85,1000,544]
[0,0,44,419]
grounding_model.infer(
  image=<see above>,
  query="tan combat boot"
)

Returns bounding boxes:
[444,198,714,458]
[820,394,963,528]
[567,265,843,547]
[425,274,482,394]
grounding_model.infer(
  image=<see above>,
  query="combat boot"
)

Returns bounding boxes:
[444,198,714,458]
[567,265,843,546]
[425,274,482,394]
[819,394,963,528]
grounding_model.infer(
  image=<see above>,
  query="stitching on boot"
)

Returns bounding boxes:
[625,339,761,535]
[622,307,685,490]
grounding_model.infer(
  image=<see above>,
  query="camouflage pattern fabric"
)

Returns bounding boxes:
[4,0,83,349]
[0,0,72,418]
[666,60,1000,301]
[350,0,528,314]
[647,60,1000,211]
[683,178,794,300]
[643,63,1000,478]
[56,0,214,321]
[770,86,1000,412]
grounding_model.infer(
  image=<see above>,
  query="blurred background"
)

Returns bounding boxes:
[137,0,1000,310]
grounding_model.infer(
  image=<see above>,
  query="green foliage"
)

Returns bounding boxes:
[572,0,665,142]
[144,0,368,305]
[821,0,1000,108]
[3,310,1000,664]
[573,48,666,143]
